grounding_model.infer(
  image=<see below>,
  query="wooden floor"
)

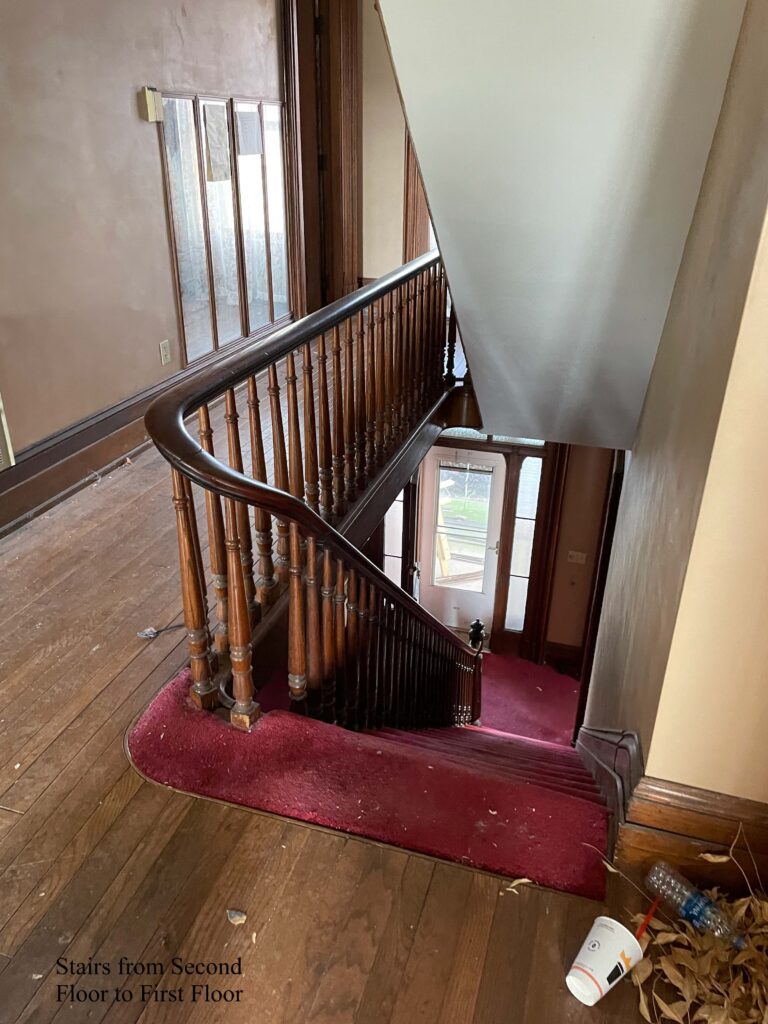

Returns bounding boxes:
[0,434,643,1022]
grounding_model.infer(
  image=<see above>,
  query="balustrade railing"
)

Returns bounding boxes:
[146,252,481,731]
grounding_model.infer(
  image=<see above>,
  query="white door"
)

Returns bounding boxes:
[417,447,506,637]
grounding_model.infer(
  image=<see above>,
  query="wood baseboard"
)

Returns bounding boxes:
[617,776,768,893]
[543,641,582,678]
[576,727,644,855]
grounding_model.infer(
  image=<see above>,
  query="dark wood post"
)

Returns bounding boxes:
[305,535,322,714]
[268,364,290,580]
[287,522,307,708]
[354,310,367,491]
[302,344,320,513]
[343,318,356,504]
[320,547,336,722]
[316,334,333,518]
[197,406,228,661]
[330,325,345,517]
[224,389,259,627]
[172,469,218,710]
[246,378,278,609]
[223,496,260,729]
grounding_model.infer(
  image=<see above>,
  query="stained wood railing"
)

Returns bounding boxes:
[146,252,481,731]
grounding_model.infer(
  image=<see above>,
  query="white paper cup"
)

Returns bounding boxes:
[565,915,643,1006]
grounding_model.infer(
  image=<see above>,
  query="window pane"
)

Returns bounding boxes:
[263,103,290,319]
[202,101,241,345]
[162,97,213,360]
[516,456,543,518]
[510,516,535,577]
[235,102,271,332]
[384,555,402,586]
[505,576,529,631]
[433,464,492,592]
[384,495,404,557]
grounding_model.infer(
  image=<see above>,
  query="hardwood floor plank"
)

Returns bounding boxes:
[388,862,474,1024]
[12,793,193,1024]
[0,780,176,1024]
[437,872,499,1023]
[352,855,435,1024]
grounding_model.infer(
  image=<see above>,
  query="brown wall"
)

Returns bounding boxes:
[0,0,282,453]
[545,446,613,649]
[584,0,768,755]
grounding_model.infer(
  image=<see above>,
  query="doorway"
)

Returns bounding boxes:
[416,446,507,639]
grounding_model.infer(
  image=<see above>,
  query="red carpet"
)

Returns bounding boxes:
[128,670,607,899]
[480,652,579,745]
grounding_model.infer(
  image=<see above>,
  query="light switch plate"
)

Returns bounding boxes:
[159,339,172,366]
[567,550,587,565]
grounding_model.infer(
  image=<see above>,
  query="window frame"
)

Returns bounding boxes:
[158,91,296,367]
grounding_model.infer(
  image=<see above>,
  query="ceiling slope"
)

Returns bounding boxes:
[378,0,744,448]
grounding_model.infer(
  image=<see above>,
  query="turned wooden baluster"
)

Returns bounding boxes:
[197,406,228,662]
[302,345,320,513]
[391,288,402,445]
[330,326,345,517]
[364,306,377,479]
[287,522,307,708]
[285,353,304,504]
[374,298,386,466]
[366,584,380,728]
[343,318,356,504]
[408,278,420,425]
[315,335,333,518]
[425,267,436,397]
[305,535,322,715]
[223,495,260,729]
[246,378,278,609]
[268,364,290,580]
[320,547,336,721]
[383,291,394,456]
[345,569,359,726]
[400,282,412,431]
[445,303,457,387]
[172,469,217,709]
[355,577,369,729]
[334,559,347,721]
[354,310,367,491]
[224,389,259,628]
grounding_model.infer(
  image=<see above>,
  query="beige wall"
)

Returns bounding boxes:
[546,446,613,649]
[647,209,768,802]
[0,0,281,452]
[361,0,404,279]
[585,0,768,756]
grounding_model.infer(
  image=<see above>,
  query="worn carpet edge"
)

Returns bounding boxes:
[126,669,608,900]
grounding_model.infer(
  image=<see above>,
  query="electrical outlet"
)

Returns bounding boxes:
[159,339,172,366]
[567,550,587,565]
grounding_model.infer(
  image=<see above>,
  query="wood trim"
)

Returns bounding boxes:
[0,315,293,536]
[542,640,581,678]
[573,449,625,738]
[316,0,362,301]
[403,132,430,263]
[576,726,645,855]
[519,442,569,662]
[490,454,520,649]
[618,776,768,892]
[280,0,309,319]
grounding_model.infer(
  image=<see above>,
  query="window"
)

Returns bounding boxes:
[383,490,405,586]
[433,462,493,592]
[161,94,292,363]
[505,456,543,630]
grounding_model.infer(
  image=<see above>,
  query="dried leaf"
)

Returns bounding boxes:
[638,984,653,1022]
[654,994,687,1023]
[659,956,686,993]
[655,931,689,945]
[632,958,653,986]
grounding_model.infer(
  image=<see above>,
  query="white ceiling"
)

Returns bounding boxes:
[378,0,745,448]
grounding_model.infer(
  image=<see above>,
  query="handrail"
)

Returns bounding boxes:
[145,251,474,659]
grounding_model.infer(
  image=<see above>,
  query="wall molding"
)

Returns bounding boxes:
[543,640,581,678]
[617,776,768,893]
[576,727,644,854]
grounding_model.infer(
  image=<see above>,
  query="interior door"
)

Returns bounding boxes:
[417,447,506,637]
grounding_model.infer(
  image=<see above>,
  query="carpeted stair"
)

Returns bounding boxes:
[371,726,605,804]
[128,669,610,900]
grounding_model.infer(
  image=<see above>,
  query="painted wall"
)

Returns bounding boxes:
[377,0,744,449]
[585,0,768,756]
[546,446,613,650]
[646,206,768,803]
[361,0,405,280]
[0,0,281,452]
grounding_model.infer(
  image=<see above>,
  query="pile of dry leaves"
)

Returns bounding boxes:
[627,836,768,1023]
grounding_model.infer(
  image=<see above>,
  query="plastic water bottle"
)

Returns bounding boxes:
[645,862,746,949]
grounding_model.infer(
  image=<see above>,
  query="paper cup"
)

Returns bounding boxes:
[565,916,643,1006]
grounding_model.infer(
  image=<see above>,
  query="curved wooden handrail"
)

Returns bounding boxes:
[145,250,476,660]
